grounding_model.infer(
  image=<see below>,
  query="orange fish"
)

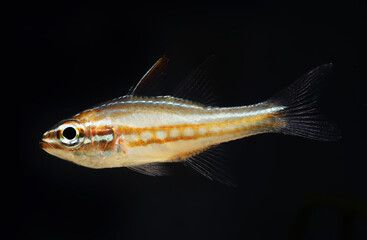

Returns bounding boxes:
[40,57,340,185]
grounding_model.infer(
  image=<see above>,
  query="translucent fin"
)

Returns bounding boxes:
[185,146,236,187]
[173,55,218,106]
[128,57,169,96]
[128,163,171,176]
[269,63,341,141]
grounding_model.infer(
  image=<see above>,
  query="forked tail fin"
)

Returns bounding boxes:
[269,63,341,141]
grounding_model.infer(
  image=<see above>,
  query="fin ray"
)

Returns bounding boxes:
[128,162,171,176]
[128,57,169,96]
[173,55,218,106]
[185,146,236,187]
[269,63,341,141]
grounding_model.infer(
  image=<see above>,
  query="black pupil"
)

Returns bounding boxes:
[63,127,77,140]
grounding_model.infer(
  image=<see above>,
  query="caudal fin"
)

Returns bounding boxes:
[269,63,341,141]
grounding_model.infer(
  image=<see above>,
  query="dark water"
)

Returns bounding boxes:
[12,1,365,239]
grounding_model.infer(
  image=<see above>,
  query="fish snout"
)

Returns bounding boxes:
[40,130,56,150]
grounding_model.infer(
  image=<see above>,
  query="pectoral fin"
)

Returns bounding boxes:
[128,163,171,176]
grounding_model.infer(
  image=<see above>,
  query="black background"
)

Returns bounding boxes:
[13,1,366,239]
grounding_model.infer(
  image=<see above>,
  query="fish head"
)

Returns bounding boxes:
[40,119,119,168]
[40,119,87,163]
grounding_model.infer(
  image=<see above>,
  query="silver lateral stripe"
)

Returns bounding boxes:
[92,133,114,142]
[197,105,286,119]
[42,137,59,145]
[94,99,203,110]
[235,105,286,117]
[83,95,204,113]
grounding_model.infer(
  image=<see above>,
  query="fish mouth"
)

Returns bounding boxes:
[40,130,57,150]
[40,139,51,150]
[40,137,63,155]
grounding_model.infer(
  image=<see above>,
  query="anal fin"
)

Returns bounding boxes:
[185,146,236,187]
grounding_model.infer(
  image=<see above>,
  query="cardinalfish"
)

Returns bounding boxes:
[40,57,340,185]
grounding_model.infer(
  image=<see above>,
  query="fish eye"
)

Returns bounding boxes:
[62,127,77,140]
[57,120,85,148]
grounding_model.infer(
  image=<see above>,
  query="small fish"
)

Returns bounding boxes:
[40,57,340,185]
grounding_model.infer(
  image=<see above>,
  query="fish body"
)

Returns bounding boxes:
[42,96,283,168]
[41,57,340,184]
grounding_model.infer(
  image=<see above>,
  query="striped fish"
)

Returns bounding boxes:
[40,57,340,185]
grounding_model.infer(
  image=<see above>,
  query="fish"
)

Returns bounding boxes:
[40,56,340,185]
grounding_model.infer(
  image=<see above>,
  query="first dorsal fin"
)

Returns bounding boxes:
[128,57,169,96]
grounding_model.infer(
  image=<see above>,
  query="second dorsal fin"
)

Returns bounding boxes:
[173,55,218,106]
